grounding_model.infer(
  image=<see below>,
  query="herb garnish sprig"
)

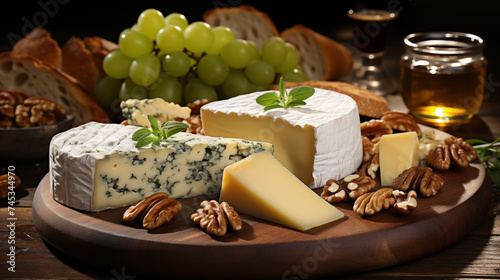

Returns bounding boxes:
[466,137,500,187]
[132,115,189,148]
[256,77,315,111]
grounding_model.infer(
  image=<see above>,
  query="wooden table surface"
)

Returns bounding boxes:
[1,91,499,279]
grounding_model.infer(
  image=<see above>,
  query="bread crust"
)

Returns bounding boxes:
[0,52,109,125]
[62,36,98,93]
[203,5,279,48]
[12,27,62,69]
[281,24,353,81]
[279,80,389,118]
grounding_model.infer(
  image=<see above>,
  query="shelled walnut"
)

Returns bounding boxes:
[393,166,444,197]
[0,173,21,199]
[353,188,395,216]
[123,192,182,230]
[380,111,421,136]
[426,136,477,170]
[191,200,242,237]
[393,190,418,215]
[321,174,376,203]
[0,90,67,128]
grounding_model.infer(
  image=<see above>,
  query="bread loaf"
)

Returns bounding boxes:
[12,27,62,69]
[62,37,99,93]
[280,25,353,81]
[278,80,389,118]
[82,37,118,82]
[203,5,279,49]
[0,52,108,125]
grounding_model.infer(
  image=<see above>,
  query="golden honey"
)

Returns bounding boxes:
[400,32,486,126]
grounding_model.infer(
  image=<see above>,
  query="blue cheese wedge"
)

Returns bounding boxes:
[121,98,191,127]
[49,122,273,212]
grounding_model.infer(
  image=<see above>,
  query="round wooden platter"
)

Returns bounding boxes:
[32,129,492,280]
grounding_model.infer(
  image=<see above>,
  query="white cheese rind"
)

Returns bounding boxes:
[201,88,363,188]
[49,122,273,212]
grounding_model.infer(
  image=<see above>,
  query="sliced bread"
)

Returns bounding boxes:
[0,52,109,125]
[12,27,62,69]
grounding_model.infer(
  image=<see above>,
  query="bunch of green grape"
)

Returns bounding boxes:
[95,8,308,109]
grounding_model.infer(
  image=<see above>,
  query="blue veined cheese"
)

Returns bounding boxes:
[120,98,191,127]
[49,122,273,212]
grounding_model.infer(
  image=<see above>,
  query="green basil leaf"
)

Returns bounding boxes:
[148,115,160,133]
[165,127,187,138]
[132,128,152,141]
[135,135,157,148]
[264,104,284,111]
[162,121,189,131]
[289,86,315,101]
[286,100,307,108]
[256,92,279,106]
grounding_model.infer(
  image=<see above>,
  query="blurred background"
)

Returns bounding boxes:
[1,0,499,100]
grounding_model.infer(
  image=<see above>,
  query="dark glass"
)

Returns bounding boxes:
[348,10,397,54]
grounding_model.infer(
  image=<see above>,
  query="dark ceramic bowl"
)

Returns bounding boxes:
[0,115,74,162]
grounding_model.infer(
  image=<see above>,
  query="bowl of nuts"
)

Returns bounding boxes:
[0,90,74,162]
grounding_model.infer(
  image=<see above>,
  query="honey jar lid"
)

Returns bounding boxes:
[404,32,484,56]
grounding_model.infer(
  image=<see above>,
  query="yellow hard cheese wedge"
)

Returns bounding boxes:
[219,151,344,231]
[379,131,421,186]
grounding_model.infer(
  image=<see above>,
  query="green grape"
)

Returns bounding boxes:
[184,78,218,104]
[261,36,287,68]
[162,52,191,77]
[164,13,188,30]
[148,74,183,104]
[129,53,160,86]
[278,67,308,83]
[197,54,229,86]
[156,25,185,53]
[119,78,148,101]
[103,49,133,79]
[246,40,261,61]
[94,76,122,109]
[118,29,153,58]
[206,26,235,55]
[275,43,300,73]
[221,69,251,98]
[137,8,166,41]
[183,21,213,53]
[220,39,252,69]
[244,59,275,86]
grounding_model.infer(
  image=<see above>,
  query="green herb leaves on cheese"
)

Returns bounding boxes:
[132,115,189,148]
[256,77,315,111]
[466,137,500,187]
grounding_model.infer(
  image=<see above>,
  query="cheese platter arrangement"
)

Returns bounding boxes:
[0,4,492,279]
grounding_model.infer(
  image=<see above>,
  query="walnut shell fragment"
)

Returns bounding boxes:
[191,200,242,237]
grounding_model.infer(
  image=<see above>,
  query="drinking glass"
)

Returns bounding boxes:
[343,9,398,96]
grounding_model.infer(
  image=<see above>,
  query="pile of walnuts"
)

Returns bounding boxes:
[0,89,67,128]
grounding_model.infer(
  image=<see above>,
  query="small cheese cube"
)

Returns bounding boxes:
[379,132,421,186]
[219,151,344,231]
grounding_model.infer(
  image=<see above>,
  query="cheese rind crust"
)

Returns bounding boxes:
[201,88,363,188]
[49,122,273,212]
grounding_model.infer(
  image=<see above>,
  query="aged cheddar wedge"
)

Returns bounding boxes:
[50,122,272,212]
[379,132,421,186]
[219,151,344,231]
[201,88,363,188]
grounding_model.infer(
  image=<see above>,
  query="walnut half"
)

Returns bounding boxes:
[426,136,477,170]
[123,192,182,230]
[393,166,444,197]
[191,200,242,237]
[393,190,418,215]
[353,188,395,216]
[320,174,376,203]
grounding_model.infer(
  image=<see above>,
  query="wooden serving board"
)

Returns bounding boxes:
[32,129,492,279]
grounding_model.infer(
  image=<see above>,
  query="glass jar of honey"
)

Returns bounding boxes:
[400,32,486,126]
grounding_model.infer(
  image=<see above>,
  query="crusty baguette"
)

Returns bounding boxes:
[0,52,108,125]
[62,36,98,93]
[12,27,62,69]
[203,5,279,49]
[278,80,389,118]
[280,24,353,81]
[82,37,118,82]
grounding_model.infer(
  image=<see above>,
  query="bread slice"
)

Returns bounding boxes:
[280,24,353,81]
[12,27,62,69]
[62,36,98,93]
[278,80,389,118]
[203,5,279,49]
[0,52,108,125]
